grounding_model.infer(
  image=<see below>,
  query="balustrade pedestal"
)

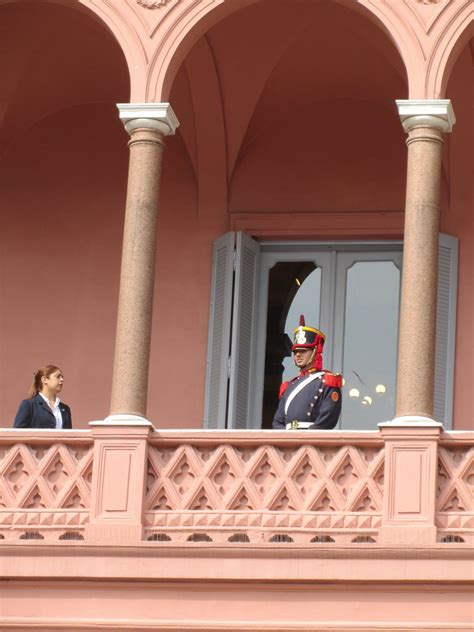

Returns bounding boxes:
[85,419,152,542]
[378,420,442,545]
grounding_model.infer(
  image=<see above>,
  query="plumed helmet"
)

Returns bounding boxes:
[292,315,326,370]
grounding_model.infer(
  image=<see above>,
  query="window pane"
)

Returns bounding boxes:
[262,262,320,428]
[340,261,400,429]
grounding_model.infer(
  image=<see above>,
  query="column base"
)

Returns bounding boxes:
[91,414,153,427]
[379,415,443,428]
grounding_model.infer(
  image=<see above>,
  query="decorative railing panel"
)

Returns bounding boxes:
[144,438,385,543]
[1,428,472,545]
[0,432,93,541]
[436,437,474,543]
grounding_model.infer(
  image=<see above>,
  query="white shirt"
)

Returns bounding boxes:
[39,393,63,429]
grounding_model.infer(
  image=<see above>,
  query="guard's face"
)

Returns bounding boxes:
[293,348,313,370]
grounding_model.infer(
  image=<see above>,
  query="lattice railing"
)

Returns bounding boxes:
[144,438,385,544]
[1,429,472,545]
[0,433,93,541]
[436,438,474,543]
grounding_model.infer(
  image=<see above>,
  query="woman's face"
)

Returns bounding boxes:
[42,370,64,396]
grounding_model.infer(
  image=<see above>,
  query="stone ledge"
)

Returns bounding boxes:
[0,616,472,631]
[0,543,472,583]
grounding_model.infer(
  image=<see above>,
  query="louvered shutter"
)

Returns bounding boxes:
[434,233,458,427]
[203,232,235,428]
[227,232,260,429]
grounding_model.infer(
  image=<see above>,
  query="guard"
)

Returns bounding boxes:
[272,316,342,430]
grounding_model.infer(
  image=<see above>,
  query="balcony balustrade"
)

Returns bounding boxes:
[0,426,472,546]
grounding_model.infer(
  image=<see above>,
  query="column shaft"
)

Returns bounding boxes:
[396,125,444,419]
[110,127,165,417]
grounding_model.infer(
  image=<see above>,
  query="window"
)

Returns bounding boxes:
[204,233,458,430]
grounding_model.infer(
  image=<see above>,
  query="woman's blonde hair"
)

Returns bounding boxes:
[28,365,61,398]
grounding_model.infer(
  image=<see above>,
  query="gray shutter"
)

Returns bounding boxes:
[434,233,458,428]
[227,232,260,429]
[203,232,235,428]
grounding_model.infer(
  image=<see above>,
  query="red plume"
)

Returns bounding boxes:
[299,315,305,326]
[315,335,324,371]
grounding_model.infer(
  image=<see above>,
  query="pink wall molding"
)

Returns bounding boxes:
[230,211,405,240]
[0,552,473,630]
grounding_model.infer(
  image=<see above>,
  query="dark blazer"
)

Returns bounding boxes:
[13,394,72,429]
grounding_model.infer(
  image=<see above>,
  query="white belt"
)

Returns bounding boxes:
[286,421,313,430]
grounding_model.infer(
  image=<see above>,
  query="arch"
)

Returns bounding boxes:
[0,0,130,155]
[148,0,415,102]
[344,0,423,98]
[78,0,144,101]
[148,0,258,101]
[426,4,474,98]
[0,0,136,99]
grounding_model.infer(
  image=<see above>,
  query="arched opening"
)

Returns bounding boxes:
[0,1,130,427]
[148,0,408,428]
[226,0,407,212]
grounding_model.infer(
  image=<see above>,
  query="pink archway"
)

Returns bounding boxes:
[148,0,413,102]
[0,0,137,98]
[148,0,258,101]
[0,0,131,426]
[427,5,474,98]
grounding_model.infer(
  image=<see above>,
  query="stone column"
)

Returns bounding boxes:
[394,100,455,423]
[108,103,179,422]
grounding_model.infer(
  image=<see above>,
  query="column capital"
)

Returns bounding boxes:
[396,99,456,133]
[117,102,179,136]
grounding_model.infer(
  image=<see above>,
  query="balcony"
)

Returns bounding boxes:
[1,424,473,630]
[1,425,472,544]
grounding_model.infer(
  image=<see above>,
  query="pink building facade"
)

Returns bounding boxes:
[0,0,473,629]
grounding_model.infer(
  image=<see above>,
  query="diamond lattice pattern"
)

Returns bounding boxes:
[436,446,474,529]
[146,444,384,514]
[0,442,93,526]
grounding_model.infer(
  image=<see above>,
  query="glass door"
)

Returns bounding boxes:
[333,252,402,429]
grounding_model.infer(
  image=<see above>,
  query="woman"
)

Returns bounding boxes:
[13,365,72,429]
